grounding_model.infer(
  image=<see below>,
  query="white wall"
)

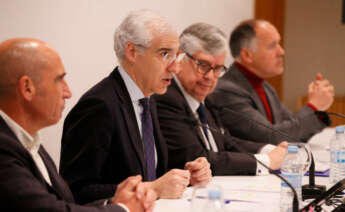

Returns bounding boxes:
[0,0,254,167]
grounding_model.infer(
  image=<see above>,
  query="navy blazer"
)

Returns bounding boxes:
[153,79,264,176]
[0,116,125,211]
[60,67,168,204]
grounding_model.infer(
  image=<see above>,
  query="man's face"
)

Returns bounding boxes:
[31,54,72,128]
[249,22,285,79]
[133,32,180,96]
[177,50,226,102]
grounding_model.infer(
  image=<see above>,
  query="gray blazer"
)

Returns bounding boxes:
[209,63,329,145]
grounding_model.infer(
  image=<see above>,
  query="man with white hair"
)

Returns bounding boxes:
[154,22,287,176]
[60,9,211,205]
[0,38,156,212]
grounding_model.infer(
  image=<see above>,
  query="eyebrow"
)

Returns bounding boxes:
[156,47,174,52]
[55,72,66,81]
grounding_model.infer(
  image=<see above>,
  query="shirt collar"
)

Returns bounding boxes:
[0,110,41,153]
[235,61,263,87]
[174,75,201,113]
[118,66,146,103]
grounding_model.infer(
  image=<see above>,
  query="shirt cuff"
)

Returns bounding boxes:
[117,203,131,212]
[104,200,130,212]
[254,154,270,175]
[258,144,276,154]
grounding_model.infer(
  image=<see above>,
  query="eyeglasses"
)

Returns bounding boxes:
[134,43,185,65]
[161,52,185,65]
[185,53,227,77]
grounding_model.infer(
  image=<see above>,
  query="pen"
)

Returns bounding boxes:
[187,196,231,204]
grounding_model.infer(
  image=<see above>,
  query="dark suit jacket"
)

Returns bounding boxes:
[0,116,125,211]
[210,63,329,145]
[153,79,265,175]
[60,67,168,204]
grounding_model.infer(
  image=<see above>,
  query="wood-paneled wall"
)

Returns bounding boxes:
[255,0,285,100]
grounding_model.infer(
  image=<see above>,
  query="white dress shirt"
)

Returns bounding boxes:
[118,66,158,167]
[0,110,52,185]
[174,77,275,175]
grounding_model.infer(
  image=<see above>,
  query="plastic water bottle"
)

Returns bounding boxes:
[329,126,345,185]
[280,145,303,212]
[191,184,225,212]
[202,189,225,212]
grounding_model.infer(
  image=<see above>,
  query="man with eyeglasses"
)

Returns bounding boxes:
[59,10,212,205]
[154,22,288,176]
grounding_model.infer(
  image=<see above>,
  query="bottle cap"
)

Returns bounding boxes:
[335,126,345,133]
[287,145,299,153]
[208,189,222,200]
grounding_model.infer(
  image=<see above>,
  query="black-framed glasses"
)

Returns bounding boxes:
[185,53,227,77]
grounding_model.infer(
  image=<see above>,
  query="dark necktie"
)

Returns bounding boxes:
[197,103,213,151]
[139,98,156,181]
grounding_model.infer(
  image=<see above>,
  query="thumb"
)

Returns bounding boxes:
[315,73,323,81]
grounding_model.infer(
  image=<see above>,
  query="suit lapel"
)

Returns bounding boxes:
[110,69,146,179]
[171,81,209,150]
[150,99,168,177]
[230,65,268,117]
[0,117,72,201]
[38,146,74,202]
[263,82,279,124]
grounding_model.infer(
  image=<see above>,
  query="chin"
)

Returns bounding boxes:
[155,88,168,95]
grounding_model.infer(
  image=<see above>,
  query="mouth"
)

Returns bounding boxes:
[198,82,212,89]
[162,78,172,85]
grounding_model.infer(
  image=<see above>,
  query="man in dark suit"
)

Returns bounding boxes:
[60,10,211,205]
[154,22,287,176]
[211,19,334,145]
[0,38,156,211]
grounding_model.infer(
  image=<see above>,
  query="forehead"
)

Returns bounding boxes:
[149,32,179,51]
[41,53,65,78]
[193,50,227,65]
[255,22,281,44]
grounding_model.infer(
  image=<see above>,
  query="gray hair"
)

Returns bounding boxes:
[114,9,176,61]
[229,19,262,58]
[179,22,227,56]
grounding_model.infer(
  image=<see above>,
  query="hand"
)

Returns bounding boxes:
[145,169,190,199]
[268,141,288,170]
[185,157,212,186]
[112,175,157,212]
[307,73,334,111]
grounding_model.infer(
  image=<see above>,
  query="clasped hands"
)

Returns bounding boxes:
[112,157,212,212]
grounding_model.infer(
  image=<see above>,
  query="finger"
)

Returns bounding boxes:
[173,169,191,179]
[119,175,142,192]
[136,182,146,200]
[143,189,157,210]
[190,163,210,178]
[308,82,315,92]
[315,73,323,81]
[192,170,212,183]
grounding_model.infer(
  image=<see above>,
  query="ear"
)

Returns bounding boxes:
[239,48,253,64]
[18,75,36,101]
[124,42,138,63]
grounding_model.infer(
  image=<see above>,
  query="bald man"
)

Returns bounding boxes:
[0,38,156,212]
[211,19,334,145]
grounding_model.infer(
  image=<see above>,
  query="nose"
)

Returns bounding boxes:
[167,60,181,74]
[63,80,72,99]
[203,69,216,80]
[278,44,285,56]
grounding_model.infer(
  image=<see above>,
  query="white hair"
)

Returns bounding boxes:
[114,9,176,61]
[179,22,227,56]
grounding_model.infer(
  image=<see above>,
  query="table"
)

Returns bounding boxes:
[154,128,337,212]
